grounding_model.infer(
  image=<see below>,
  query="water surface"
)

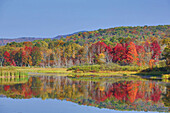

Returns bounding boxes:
[0,75,169,113]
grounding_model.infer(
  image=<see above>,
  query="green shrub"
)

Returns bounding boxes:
[67,63,143,73]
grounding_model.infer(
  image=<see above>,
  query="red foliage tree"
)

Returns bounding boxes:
[4,51,11,66]
[136,45,145,66]
[112,43,127,64]
[150,40,161,63]
[91,41,108,55]
[90,41,111,64]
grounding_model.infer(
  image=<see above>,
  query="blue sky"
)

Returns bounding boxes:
[0,0,170,38]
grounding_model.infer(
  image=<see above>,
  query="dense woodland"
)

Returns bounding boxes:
[0,25,169,68]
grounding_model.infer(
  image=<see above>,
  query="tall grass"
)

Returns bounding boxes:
[67,63,146,73]
[0,66,71,74]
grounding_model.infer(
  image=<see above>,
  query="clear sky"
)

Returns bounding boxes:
[0,0,170,38]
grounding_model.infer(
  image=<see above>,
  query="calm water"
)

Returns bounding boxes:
[0,75,169,113]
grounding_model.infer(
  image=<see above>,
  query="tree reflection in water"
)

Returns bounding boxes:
[0,76,169,112]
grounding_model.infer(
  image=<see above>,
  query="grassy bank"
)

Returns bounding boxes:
[0,63,169,78]
[1,66,137,77]
[66,63,169,79]
[67,64,146,72]
[0,66,72,74]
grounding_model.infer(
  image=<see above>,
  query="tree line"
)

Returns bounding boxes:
[0,25,169,67]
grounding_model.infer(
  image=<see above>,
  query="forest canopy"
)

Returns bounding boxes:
[0,25,169,67]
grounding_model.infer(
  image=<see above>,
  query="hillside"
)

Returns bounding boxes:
[0,31,87,46]
[0,25,169,68]
[0,37,43,46]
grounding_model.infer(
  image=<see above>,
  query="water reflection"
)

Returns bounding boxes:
[0,74,28,85]
[0,76,169,112]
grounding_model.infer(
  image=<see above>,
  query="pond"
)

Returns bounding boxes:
[0,75,169,113]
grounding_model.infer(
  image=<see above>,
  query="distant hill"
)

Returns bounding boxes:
[0,37,43,46]
[0,31,87,46]
[53,31,87,39]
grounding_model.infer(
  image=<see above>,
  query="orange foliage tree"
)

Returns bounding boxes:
[126,42,139,65]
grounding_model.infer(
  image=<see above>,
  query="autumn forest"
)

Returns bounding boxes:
[0,25,169,70]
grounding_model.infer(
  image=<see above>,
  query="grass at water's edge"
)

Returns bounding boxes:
[0,66,72,74]
[0,66,169,78]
